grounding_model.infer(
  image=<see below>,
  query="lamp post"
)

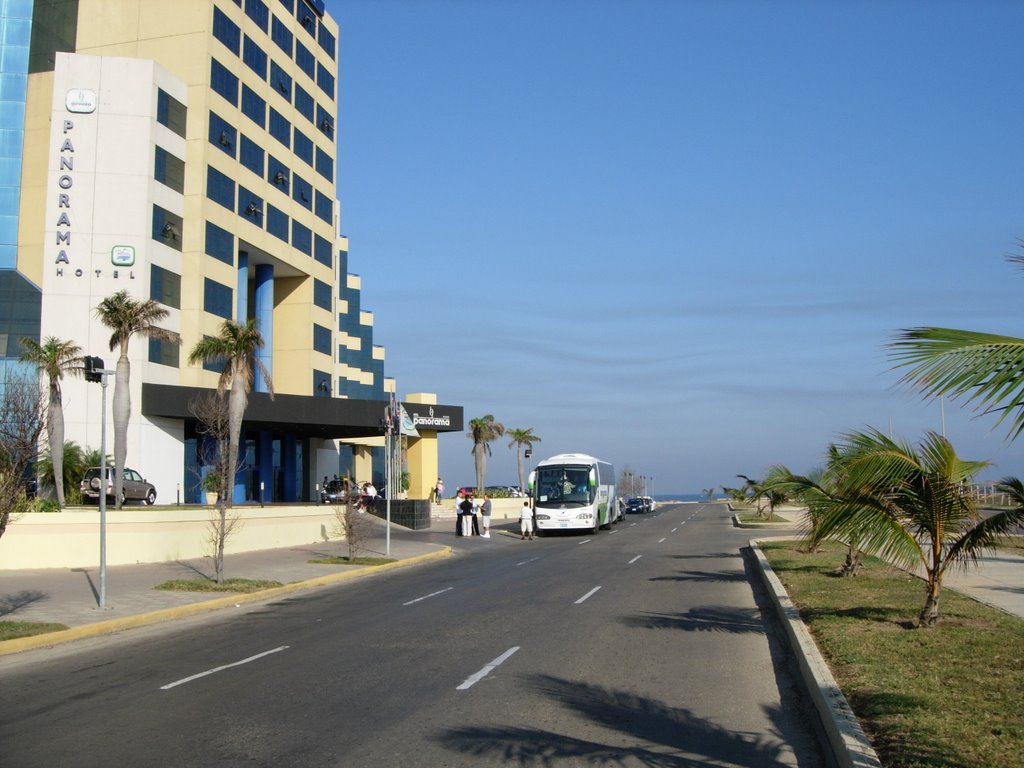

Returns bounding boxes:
[84,356,113,609]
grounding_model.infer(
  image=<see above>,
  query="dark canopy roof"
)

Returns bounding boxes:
[142,384,463,440]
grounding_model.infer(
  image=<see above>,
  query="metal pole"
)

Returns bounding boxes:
[384,405,391,557]
[98,373,108,609]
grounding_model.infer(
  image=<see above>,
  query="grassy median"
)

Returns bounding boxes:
[760,540,1024,768]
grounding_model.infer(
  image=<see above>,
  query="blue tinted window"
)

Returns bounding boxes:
[208,112,236,157]
[207,166,235,211]
[148,337,180,367]
[243,35,268,79]
[296,3,316,37]
[278,0,294,11]
[295,40,315,79]
[268,107,290,147]
[152,206,183,251]
[294,84,314,122]
[150,264,181,309]
[316,62,334,98]
[267,155,289,193]
[313,324,331,355]
[154,146,185,193]
[316,103,333,138]
[239,185,264,224]
[157,90,187,137]
[291,220,311,255]
[244,0,269,32]
[266,203,288,242]
[241,85,266,127]
[270,60,292,101]
[204,278,233,319]
[239,134,264,176]
[315,146,332,182]
[212,7,240,54]
[318,24,336,60]
[271,14,293,56]
[315,190,332,224]
[205,221,234,265]
[292,173,311,210]
[313,234,331,268]
[293,128,312,165]
[211,59,239,106]
[313,278,331,310]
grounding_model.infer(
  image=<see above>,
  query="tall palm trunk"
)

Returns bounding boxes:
[47,382,65,505]
[474,442,487,491]
[112,351,131,509]
[516,451,526,495]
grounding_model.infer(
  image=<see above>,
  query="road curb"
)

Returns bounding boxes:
[750,536,881,768]
[0,546,453,657]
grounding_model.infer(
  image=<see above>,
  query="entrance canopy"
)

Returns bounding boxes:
[142,383,463,440]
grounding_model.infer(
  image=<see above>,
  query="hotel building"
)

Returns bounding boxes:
[0,0,461,503]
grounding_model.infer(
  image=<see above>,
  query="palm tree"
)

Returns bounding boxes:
[507,427,541,494]
[889,253,1024,440]
[36,440,88,504]
[18,336,83,505]
[467,414,504,493]
[95,290,179,508]
[811,428,1024,627]
[188,319,273,584]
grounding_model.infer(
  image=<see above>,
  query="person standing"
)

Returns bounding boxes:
[470,493,481,536]
[454,491,465,536]
[480,494,492,538]
[459,493,474,537]
[434,478,445,504]
[520,500,534,540]
[363,481,377,514]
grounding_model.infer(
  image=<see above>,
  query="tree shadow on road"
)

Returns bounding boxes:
[621,605,766,633]
[0,589,47,616]
[435,674,794,767]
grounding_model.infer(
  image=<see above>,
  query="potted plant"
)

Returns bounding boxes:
[201,469,222,506]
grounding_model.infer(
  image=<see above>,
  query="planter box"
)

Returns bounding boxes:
[369,499,430,530]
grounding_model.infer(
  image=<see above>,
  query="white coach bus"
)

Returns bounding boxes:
[527,453,619,535]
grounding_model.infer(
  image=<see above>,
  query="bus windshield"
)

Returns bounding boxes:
[534,465,592,507]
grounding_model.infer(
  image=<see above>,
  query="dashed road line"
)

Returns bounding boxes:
[161,646,289,690]
[456,646,520,690]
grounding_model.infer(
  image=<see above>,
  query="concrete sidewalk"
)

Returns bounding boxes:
[0,519,456,655]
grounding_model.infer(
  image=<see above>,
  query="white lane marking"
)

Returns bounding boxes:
[160,646,289,690]
[628,555,642,565]
[609,529,619,534]
[516,556,540,567]
[671,527,678,533]
[578,539,592,545]
[575,586,602,604]
[403,587,454,606]
[456,646,520,690]
[658,537,667,543]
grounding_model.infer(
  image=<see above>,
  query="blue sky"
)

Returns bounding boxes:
[331,0,1024,493]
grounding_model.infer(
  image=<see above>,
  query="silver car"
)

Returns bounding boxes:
[81,467,157,505]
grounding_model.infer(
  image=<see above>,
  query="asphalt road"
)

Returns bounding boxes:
[0,503,826,767]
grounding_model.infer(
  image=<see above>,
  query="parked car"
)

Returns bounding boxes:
[320,479,350,504]
[642,496,656,512]
[80,467,157,505]
[626,497,645,514]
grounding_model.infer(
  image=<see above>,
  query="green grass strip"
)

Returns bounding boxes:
[0,620,70,641]
[153,578,283,593]
[761,540,1024,768]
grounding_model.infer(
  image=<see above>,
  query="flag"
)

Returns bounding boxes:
[399,404,419,437]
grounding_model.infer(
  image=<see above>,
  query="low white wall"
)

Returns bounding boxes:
[0,505,339,570]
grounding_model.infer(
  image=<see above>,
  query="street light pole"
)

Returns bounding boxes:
[84,356,113,609]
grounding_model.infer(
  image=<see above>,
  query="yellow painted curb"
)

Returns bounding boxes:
[0,546,452,656]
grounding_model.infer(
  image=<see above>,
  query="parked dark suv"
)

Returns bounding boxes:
[80,467,157,505]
